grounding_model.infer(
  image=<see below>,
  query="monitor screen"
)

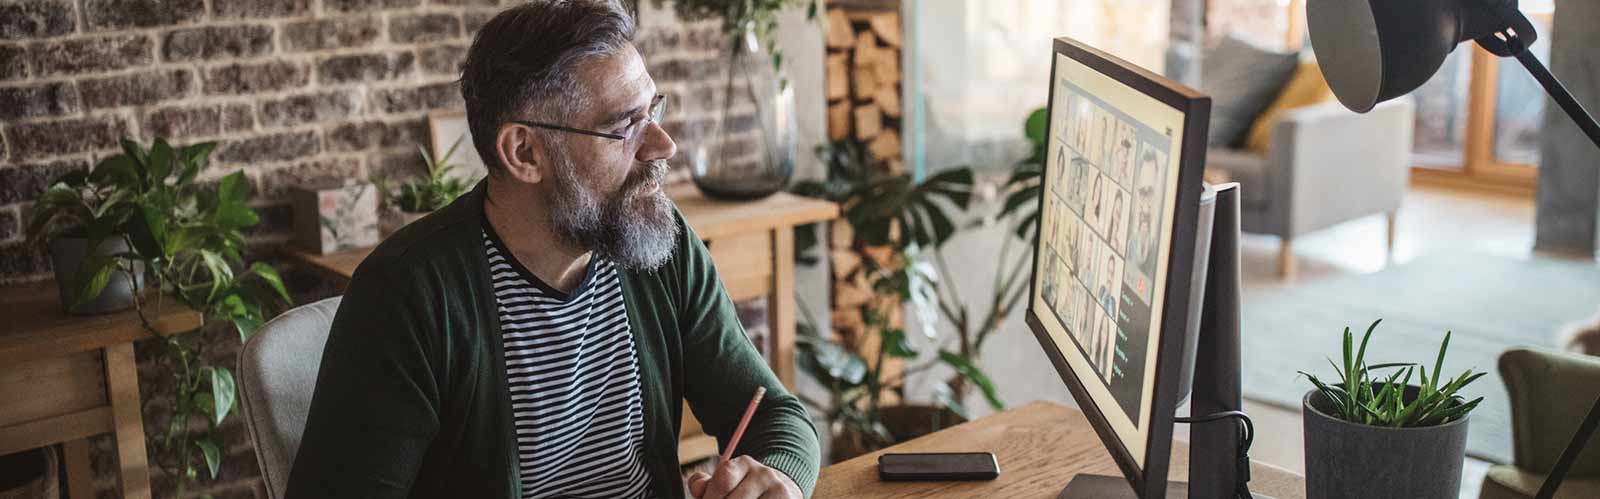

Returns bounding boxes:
[1029,46,1189,469]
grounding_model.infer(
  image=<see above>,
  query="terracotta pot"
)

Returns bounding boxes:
[829,405,967,463]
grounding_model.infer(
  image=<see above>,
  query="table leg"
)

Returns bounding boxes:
[104,344,151,499]
[770,228,796,389]
[62,440,95,499]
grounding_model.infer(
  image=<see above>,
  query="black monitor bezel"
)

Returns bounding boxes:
[1024,36,1211,498]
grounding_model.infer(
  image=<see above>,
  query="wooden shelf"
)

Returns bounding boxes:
[0,281,201,367]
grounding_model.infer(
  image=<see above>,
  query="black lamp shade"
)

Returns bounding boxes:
[1308,0,1499,113]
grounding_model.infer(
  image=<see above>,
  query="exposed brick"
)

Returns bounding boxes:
[0,158,91,204]
[32,34,153,77]
[140,103,251,141]
[369,82,462,114]
[417,44,466,76]
[281,16,381,53]
[0,242,50,281]
[212,0,312,19]
[325,119,427,152]
[204,61,309,95]
[82,0,204,31]
[0,0,75,40]
[258,91,361,128]
[317,51,414,85]
[0,81,80,120]
[430,0,498,6]
[390,13,461,44]
[634,29,682,59]
[4,117,124,157]
[215,131,320,164]
[324,0,422,13]
[256,156,364,198]
[222,103,254,132]
[79,68,193,109]
[0,44,28,80]
[463,11,495,34]
[0,206,19,243]
[162,25,274,62]
[368,148,427,180]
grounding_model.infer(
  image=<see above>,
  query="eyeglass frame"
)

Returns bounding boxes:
[511,94,667,141]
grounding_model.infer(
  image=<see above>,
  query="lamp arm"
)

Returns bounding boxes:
[1511,48,1600,153]
[1536,393,1600,499]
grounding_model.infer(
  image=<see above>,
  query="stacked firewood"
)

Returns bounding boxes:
[825,5,904,175]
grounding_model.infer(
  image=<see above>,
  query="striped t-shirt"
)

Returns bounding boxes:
[484,227,656,499]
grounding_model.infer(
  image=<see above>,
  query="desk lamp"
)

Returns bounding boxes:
[1307,1,1600,497]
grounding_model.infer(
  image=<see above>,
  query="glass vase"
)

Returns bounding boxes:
[689,29,797,200]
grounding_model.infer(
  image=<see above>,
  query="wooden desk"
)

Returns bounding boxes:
[815,401,1305,499]
[1,282,202,499]
[284,185,840,464]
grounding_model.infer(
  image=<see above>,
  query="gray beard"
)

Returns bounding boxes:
[546,158,680,271]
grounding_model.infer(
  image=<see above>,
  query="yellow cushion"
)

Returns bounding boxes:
[1243,61,1337,153]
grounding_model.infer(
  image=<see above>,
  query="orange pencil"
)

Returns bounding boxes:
[720,386,766,464]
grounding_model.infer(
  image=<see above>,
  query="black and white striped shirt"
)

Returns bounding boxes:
[484,228,656,499]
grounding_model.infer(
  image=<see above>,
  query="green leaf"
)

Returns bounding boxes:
[248,262,289,302]
[881,329,918,358]
[217,171,251,204]
[932,381,971,421]
[199,249,234,300]
[212,202,259,229]
[195,438,222,479]
[89,155,139,188]
[798,335,868,387]
[149,138,174,183]
[231,310,263,341]
[939,350,1003,410]
[210,366,236,425]
[1023,107,1049,145]
[71,255,119,310]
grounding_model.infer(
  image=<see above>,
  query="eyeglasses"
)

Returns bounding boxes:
[513,94,667,141]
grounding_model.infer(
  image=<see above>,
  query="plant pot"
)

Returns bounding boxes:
[0,446,59,499]
[48,235,143,315]
[380,208,428,237]
[829,405,967,463]
[1302,387,1469,499]
[689,29,797,200]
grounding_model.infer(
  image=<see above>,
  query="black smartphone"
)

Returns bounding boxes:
[877,452,1000,481]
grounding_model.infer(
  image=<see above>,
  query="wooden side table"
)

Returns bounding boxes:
[0,282,202,499]
[284,185,840,465]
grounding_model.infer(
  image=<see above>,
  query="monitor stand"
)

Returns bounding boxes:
[1057,475,1190,498]
[1058,184,1274,499]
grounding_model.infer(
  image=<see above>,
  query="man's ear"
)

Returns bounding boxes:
[495,123,546,185]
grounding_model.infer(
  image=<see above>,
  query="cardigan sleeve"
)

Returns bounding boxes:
[284,266,442,499]
[675,214,823,497]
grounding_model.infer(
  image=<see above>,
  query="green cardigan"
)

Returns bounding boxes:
[285,181,820,499]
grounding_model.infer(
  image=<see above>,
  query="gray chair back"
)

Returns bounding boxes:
[237,296,341,499]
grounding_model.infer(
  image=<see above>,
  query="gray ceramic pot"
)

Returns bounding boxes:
[48,236,143,315]
[1302,387,1469,499]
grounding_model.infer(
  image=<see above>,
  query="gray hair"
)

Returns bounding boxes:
[459,0,636,174]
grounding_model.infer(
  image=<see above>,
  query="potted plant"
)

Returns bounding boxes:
[28,137,291,496]
[1299,320,1484,499]
[792,140,1003,461]
[371,137,476,235]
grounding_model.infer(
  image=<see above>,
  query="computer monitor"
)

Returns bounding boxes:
[1024,37,1220,498]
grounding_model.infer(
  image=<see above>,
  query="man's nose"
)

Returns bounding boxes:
[637,121,676,164]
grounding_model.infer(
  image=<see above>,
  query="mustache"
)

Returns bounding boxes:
[621,160,669,194]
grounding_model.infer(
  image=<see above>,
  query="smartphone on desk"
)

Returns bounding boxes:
[877,452,1000,481]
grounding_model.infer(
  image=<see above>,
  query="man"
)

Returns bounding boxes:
[285,2,820,498]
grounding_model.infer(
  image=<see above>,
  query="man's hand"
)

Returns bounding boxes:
[686,455,801,499]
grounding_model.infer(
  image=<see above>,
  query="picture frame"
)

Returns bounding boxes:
[427,111,490,183]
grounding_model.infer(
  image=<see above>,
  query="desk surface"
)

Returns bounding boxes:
[815,401,1305,499]
[0,282,200,365]
[287,184,840,281]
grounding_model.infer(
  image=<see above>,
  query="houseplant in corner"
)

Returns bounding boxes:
[792,140,1002,461]
[371,137,477,235]
[1299,319,1485,499]
[28,137,291,496]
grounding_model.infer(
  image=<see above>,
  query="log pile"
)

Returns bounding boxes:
[825,5,905,176]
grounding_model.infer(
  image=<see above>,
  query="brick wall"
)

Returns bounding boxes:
[0,0,754,286]
[0,1,762,497]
